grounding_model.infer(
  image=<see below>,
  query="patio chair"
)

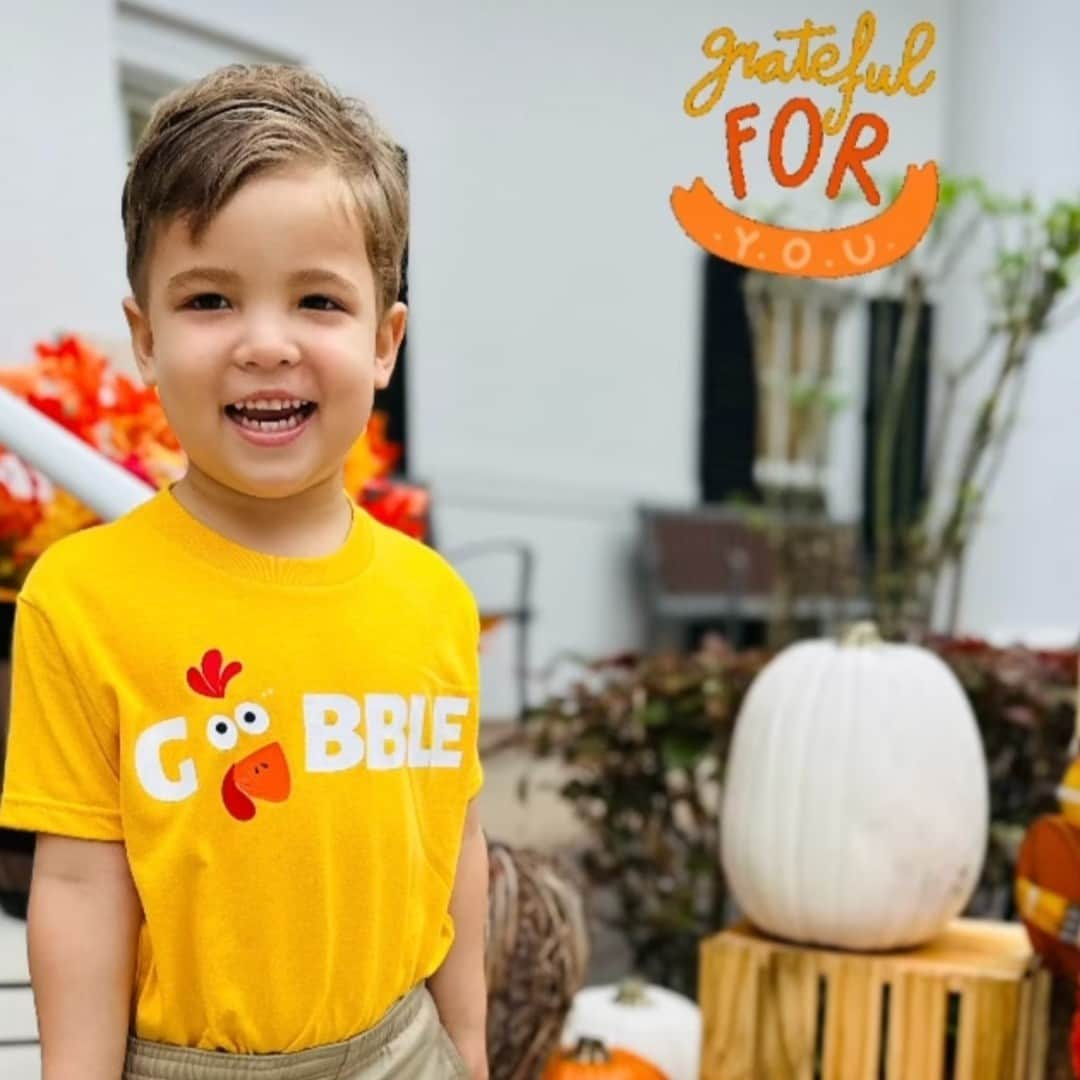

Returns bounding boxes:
[390,481,535,722]
[637,503,867,649]
[442,539,535,722]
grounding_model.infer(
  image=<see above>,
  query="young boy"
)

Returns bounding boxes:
[0,64,488,1079]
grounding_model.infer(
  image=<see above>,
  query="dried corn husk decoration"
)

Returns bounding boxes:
[486,840,590,1080]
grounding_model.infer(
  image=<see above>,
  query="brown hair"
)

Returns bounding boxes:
[122,64,408,315]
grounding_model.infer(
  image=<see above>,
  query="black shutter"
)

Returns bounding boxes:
[699,256,759,504]
[375,241,409,475]
[373,148,409,475]
[861,298,932,565]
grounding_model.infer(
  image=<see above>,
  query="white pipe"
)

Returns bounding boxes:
[0,385,155,522]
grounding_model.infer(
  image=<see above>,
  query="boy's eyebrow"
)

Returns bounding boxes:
[164,267,359,295]
[289,268,360,295]
[165,267,242,293]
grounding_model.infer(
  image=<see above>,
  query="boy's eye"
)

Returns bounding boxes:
[300,294,343,312]
[186,293,230,311]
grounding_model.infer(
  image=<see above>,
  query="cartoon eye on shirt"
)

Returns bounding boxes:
[188,649,292,822]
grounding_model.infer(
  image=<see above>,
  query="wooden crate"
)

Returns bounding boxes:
[699,919,1051,1080]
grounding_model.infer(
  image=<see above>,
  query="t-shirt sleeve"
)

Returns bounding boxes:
[461,587,484,801]
[0,595,122,841]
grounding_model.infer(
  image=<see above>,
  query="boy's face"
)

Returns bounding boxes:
[123,164,406,502]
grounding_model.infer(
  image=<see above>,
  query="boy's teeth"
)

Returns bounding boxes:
[236,413,305,432]
[238,398,304,411]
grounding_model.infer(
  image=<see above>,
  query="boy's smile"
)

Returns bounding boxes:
[123,163,407,518]
[224,389,319,446]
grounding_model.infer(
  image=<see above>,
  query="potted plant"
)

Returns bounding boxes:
[861,179,1080,638]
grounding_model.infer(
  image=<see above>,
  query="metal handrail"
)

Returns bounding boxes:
[0,385,153,521]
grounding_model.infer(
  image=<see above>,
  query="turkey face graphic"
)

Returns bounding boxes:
[188,649,292,822]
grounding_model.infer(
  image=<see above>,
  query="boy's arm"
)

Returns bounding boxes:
[427,799,489,1080]
[29,834,141,1080]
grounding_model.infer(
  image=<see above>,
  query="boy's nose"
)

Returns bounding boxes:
[232,328,302,369]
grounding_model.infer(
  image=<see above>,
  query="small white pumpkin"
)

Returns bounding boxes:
[721,622,989,951]
[560,978,701,1080]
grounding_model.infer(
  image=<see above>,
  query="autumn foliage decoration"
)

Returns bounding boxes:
[344,410,430,541]
[0,334,427,596]
[0,335,185,596]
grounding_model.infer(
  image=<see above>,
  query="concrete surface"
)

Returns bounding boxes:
[476,725,632,985]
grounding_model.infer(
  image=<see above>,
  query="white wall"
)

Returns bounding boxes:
[0,1,130,359]
[937,0,1080,645]
[2,0,953,714]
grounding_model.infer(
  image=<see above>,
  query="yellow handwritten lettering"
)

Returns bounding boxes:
[865,62,899,95]
[684,30,760,116]
[810,43,842,80]
[752,49,791,84]
[898,21,937,95]
[685,10,938,129]
[774,20,835,82]
[822,11,877,136]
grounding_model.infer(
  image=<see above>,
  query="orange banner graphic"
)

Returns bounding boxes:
[670,161,938,278]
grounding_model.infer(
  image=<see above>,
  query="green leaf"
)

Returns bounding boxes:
[660,732,711,770]
[642,700,669,727]
[573,733,610,759]
[823,391,850,415]
[1062,252,1080,287]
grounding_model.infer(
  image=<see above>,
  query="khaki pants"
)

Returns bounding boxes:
[123,985,470,1079]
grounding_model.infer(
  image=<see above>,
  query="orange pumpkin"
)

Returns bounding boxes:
[1017,811,1080,978]
[542,1037,668,1079]
[1014,748,1080,979]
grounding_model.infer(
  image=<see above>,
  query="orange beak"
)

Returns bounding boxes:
[221,742,291,821]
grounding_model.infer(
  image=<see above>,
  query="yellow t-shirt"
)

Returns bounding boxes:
[0,486,483,1053]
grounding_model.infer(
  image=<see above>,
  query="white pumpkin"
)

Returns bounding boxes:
[560,979,701,1080]
[721,622,989,951]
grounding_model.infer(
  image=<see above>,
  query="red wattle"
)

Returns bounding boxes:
[222,765,256,821]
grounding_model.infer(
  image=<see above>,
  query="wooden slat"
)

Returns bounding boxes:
[700,935,759,1080]
[1013,971,1034,1079]
[720,919,1035,980]
[1025,970,1052,1080]
[756,947,819,1080]
[0,915,30,984]
[976,980,1021,1079]
[0,988,36,1044]
[885,973,946,1080]
[821,957,881,1080]
[954,976,1021,1080]
[0,1045,40,1080]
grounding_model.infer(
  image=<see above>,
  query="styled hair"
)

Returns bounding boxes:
[121,63,408,315]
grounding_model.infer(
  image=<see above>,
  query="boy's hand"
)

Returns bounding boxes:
[427,800,489,1080]
[446,1025,489,1080]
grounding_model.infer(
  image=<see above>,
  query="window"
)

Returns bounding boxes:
[121,66,177,150]
[742,273,856,498]
[116,0,299,149]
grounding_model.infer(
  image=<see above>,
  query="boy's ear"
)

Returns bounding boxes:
[373,302,408,391]
[122,296,156,386]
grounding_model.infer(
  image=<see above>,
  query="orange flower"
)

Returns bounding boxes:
[358,478,429,541]
[343,411,402,494]
[0,485,45,545]
[0,456,47,544]
[0,367,39,398]
[25,336,109,442]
